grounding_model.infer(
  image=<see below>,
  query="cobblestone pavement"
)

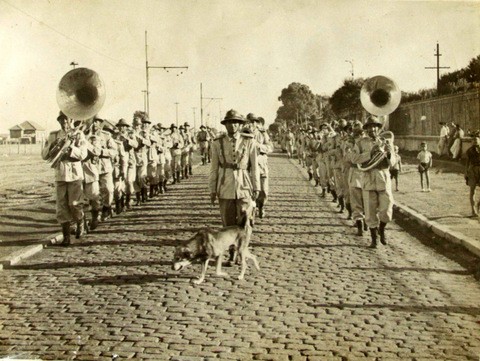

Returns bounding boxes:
[1,153,480,361]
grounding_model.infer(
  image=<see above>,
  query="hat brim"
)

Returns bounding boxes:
[221,118,245,125]
[363,121,383,129]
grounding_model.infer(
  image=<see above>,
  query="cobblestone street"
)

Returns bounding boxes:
[1,153,480,361]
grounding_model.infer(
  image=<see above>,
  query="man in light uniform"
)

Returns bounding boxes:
[170,124,184,184]
[82,132,102,231]
[209,109,259,230]
[348,116,396,248]
[250,115,273,218]
[184,122,196,176]
[133,113,151,205]
[111,123,128,214]
[117,119,138,210]
[196,125,211,165]
[41,112,88,245]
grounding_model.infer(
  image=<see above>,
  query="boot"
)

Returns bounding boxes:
[308,172,313,181]
[115,197,121,215]
[126,194,132,210]
[315,179,319,187]
[90,210,99,230]
[321,188,326,198]
[331,190,337,202]
[338,196,345,213]
[356,219,363,236]
[159,182,164,194]
[61,222,71,246]
[149,185,154,198]
[189,165,193,176]
[379,221,387,245]
[101,205,112,221]
[172,172,177,184]
[363,219,369,231]
[346,203,352,220]
[142,188,148,203]
[120,195,125,213]
[84,218,90,234]
[369,227,378,248]
[202,157,206,165]
[163,179,168,192]
[75,219,84,239]
[135,192,141,206]
[176,171,181,183]
[184,167,189,179]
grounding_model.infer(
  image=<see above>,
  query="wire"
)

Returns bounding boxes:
[0,0,142,71]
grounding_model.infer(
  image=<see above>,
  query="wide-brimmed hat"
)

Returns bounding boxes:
[200,125,206,129]
[246,113,259,122]
[221,109,246,125]
[116,118,130,128]
[170,123,177,129]
[184,122,190,128]
[141,117,151,124]
[103,124,118,134]
[179,125,185,130]
[363,116,383,129]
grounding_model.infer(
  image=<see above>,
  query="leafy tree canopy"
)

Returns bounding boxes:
[329,78,364,117]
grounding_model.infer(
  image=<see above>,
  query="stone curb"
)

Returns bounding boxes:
[287,155,480,258]
[0,162,204,270]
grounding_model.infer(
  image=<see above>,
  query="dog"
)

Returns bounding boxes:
[172,212,260,284]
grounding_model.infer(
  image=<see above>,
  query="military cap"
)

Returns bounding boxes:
[170,123,178,129]
[363,116,383,129]
[116,118,130,128]
[184,122,190,128]
[221,109,246,125]
[200,125,206,129]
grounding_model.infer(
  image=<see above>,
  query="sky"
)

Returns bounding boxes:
[0,0,479,133]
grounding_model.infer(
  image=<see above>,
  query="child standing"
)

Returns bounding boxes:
[389,145,402,191]
[417,142,433,192]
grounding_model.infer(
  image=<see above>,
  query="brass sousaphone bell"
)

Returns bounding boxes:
[47,68,106,168]
[358,75,401,171]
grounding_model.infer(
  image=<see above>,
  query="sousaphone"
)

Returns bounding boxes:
[358,75,401,171]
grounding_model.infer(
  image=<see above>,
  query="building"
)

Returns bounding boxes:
[9,121,46,144]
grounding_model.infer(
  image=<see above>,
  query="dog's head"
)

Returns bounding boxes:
[172,246,194,271]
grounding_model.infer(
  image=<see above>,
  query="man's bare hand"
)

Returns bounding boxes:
[210,192,217,205]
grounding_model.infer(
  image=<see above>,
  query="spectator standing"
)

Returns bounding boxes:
[437,122,449,156]
[450,123,465,160]
[465,132,480,217]
[389,145,402,191]
[417,142,433,192]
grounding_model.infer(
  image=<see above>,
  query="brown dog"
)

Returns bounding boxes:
[172,223,260,284]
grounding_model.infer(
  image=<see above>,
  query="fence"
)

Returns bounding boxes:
[0,143,43,155]
[390,89,480,136]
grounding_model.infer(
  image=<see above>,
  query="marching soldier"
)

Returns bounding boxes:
[197,124,211,165]
[117,118,138,210]
[184,122,196,176]
[82,132,102,231]
[179,125,191,179]
[41,112,88,245]
[170,124,184,184]
[147,128,160,198]
[111,124,128,214]
[132,112,151,205]
[92,118,118,221]
[250,115,274,218]
[161,126,173,191]
[348,116,396,248]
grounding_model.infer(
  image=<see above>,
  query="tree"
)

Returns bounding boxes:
[329,78,364,117]
[276,83,320,128]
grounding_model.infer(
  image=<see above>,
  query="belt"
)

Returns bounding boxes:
[219,162,246,170]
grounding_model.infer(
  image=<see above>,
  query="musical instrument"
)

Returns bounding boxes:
[358,76,400,171]
[47,68,106,168]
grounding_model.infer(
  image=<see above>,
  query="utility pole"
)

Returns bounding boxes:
[425,42,450,94]
[192,107,197,129]
[200,83,203,126]
[175,102,179,126]
[70,61,78,69]
[142,90,148,113]
[145,31,188,117]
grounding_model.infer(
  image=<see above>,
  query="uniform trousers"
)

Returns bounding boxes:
[114,177,125,198]
[363,188,394,228]
[147,163,158,185]
[126,165,136,195]
[218,198,252,227]
[350,186,364,221]
[99,172,114,206]
[56,180,84,224]
[84,181,101,212]
[171,150,182,173]
[317,160,329,188]
[257,176,269,206]
[333,168,345,197]
[134,165,147,192]
[181,152,190,168]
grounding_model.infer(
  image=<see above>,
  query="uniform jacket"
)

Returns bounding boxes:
[134,130,151,167]
[196,130,210,143]
[170,131,184,156]
[83,135,102,183]
[112,138,128,179]
[41,129,88,182]
[253,129,273,178]
[93,130,117,174]
[349,136,397,191]
[209,132,260,200]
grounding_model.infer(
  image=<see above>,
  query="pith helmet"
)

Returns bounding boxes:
[116,118,130,128]
[363,115,383,129]
[221,109,246,125]
[246,113,259,122]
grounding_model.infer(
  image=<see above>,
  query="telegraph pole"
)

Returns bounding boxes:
[70,61,78,69]
[200,83,203,126]
[145,31,188,117]
[425,42,450,93]
[142,90,148,113]
[175,102,179,126]
[192,107,197,129]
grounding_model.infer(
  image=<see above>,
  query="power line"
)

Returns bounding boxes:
[0,0,141,71]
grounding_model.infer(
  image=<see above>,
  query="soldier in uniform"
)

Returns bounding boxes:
[196,125,211,165]
[250,115,273,218]
[170,124,184,184]
[209,109,260,230]
[82,132,102,231]
[92,118,118,221]
[41,112,88,245]
[184,122,196,176]
[179,125,191,179]
[117,118,138,210]
[111,123,128,214]
[133,113,151,205]
[147,127,160,198]
[348,116,396,248]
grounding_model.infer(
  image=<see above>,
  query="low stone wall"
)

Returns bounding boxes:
[395,135,474,158]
